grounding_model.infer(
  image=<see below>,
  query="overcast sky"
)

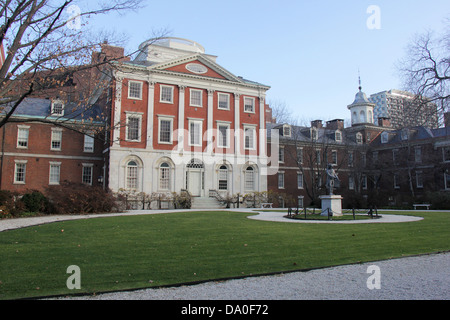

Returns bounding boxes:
[87,0,450,123]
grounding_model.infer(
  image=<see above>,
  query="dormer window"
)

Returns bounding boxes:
[381,132,389,144]
[356,132,363,144]
[401,129,409,141]
[283,125,291,137]
[335,130,342,142]
[311,127,318,141]
[51,100,64,116]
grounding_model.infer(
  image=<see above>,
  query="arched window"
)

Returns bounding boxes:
[126,160,139,190]
[159,162,170,190]
[244,166,255,191]
[360,110,366,123]
[218,165,228,190]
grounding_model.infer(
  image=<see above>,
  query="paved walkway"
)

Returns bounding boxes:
[0,208,424,232]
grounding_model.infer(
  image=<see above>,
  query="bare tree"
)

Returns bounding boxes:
[398,18,449,124]
[0,0,157,132]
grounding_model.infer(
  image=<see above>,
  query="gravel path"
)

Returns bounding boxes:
[2,209,448,300]
[53,252,449,300]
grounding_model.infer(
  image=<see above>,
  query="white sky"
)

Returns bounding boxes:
[86,0,450,123]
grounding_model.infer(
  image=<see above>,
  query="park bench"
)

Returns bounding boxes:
[413,203,431,210]
[261,203,273,208]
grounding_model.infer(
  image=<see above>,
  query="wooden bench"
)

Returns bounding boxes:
[413,204,431,210]
[261,203,273,208]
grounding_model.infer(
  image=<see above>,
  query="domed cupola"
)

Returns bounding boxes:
[347,76,375,125]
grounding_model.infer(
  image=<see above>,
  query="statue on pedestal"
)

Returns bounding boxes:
[325,164,339,195]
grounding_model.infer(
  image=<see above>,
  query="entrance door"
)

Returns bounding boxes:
[188,171,201,196]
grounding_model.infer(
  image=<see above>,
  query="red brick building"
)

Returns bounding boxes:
[0,98,106,193]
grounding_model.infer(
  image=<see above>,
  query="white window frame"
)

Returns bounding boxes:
[394,173,400,189]
[279,147,285,163]
[189,119,203,147]
[128,80,143,100]
[244,166,255,191]
[445,173,450,190]
[415,147,422,163]
[297,147,303,164]
[349,176,355,190]
[297,172,304,189]
[362,174,368,190]
[278,172,285,189]
[217,122,230,148]
[125,112,143,142]
[51,128,63,151]
[416,171,424,188]
[51,100,64,116]
[356,132,363,144]
[126,160,139,190]
[159,162,171,191]
[244,125,257,150]
[218,165,229,190]
[218,93,230,110]
[331,150,338,165]
[381,132,389,144]
[243,97,255,113]
[160,85,174,104]
[82,163,94,186]
[14,160,27,184]
[49,162,61,185]
[84,134,95,153]
[17,125,30,149]
[335,130,342,142]
[297,196,304,208]
[190,89,203,107]
[158,116,174,144]
[283,125,291,137]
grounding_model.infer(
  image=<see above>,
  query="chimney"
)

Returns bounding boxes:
[326,119,344,130]
[92,43,130,64]
[378,117,391,128]
[445,112,450,128]
[311,120,323,128]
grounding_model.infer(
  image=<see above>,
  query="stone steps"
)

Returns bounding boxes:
[191,197,226,209]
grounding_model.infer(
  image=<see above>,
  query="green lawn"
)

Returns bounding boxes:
[0,210,449,299]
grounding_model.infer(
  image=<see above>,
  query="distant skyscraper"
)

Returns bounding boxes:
[369,89,439,129]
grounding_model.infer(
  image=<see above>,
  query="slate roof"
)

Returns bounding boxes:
[0,98,106,123]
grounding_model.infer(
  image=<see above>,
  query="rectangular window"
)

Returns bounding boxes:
[315,150,321,165]
[127,165,138,190]
[126,114,142,141]
[279,147,285,163]
[244,97,255,113]
[84,134,95,153]
[49,162,61,185]
[348,152,354,167]
[51,100,64,116]
[349,176,355,190]
[17,126,29,148]
[445,173,450,190]
[160,85,174,103]
[128,81,143,100]
[51,129,62,151]
[394,173,400,189]
[444,147,450,162]
[362,175,368,190]
[190,89,203,107]
[82,164,93,185]
[218,167,228,190]
[189,120,202,146]
[415,147,422,163]
[14,161,27,184]
[278,172,285,189]
[158,118,173,144]
[416,172,423,188]
[160,167,170,190]
[217,124,229,148]
[218,93,230,110]
[331,150,338,165]
[297,172,303,189]
[245,170,254,191]
[297,196,304,208]
[244,127,256,150]
[297,148,303,164]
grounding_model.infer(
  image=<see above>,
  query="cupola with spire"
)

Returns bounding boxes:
[347,74,375,125]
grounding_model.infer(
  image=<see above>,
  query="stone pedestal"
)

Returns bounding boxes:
[320,195,343,217]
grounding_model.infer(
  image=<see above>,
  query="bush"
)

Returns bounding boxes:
[425,191,450,210]
[21,191,49,213]
[45,181,118,215]
[0,190,26,217]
